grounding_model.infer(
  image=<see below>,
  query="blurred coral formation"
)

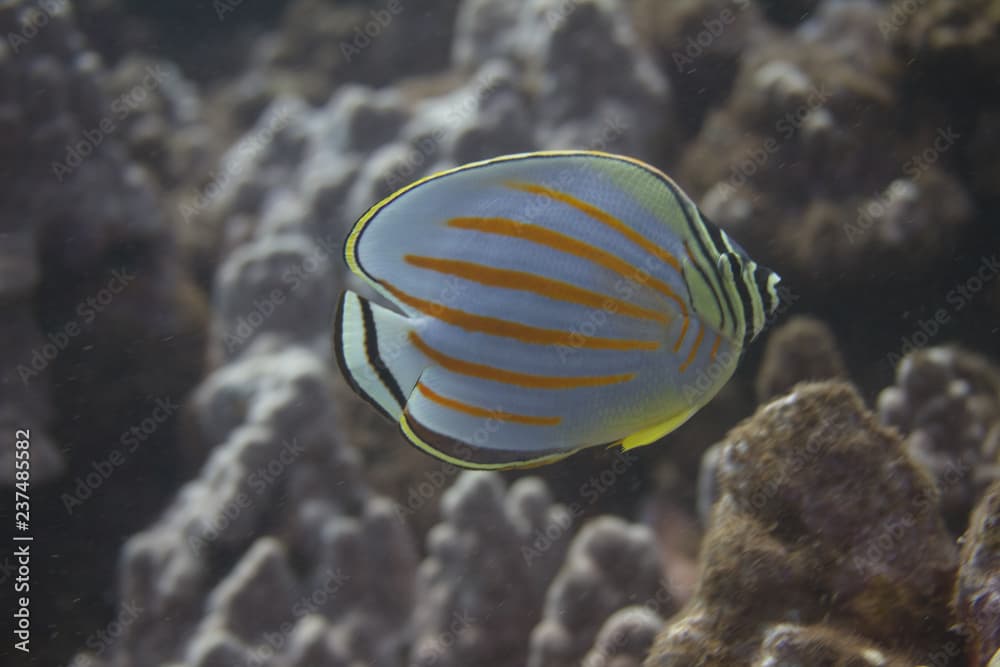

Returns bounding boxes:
[1,0,998,665]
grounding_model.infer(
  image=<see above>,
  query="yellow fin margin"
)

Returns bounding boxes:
[620,405,700,451]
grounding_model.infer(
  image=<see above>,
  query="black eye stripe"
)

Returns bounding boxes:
[754,265,774,313]
[727,254,756,348]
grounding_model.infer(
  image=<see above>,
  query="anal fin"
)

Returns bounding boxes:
[333,291,421,420]
[620,405,700,451]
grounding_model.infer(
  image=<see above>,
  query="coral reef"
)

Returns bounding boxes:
[754,315,848,402]
[528,516,671,667]
[878,347,1000,532]
[648,381,959,666]
[410,472,572,667]
[581,606,665,667]
[16,1,998,666]
[0,0,108,484]
[73,345,416,667]
[632,0,767,131]
[677,1,974,290]
[0,0,206,480]
[953,480,1000,667]
[890,0,1000,85]
[195,0,674,254]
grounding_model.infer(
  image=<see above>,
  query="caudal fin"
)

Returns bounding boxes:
[333,291,423,421]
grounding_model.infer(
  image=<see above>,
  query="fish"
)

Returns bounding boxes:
[334,150,782,470]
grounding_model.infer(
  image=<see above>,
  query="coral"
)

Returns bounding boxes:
[0,0,207,481]
[209,232,338,365]
[748,623,912,667]
[37,2,1000,667]
[0,7,209,667]
[177,0,678,508]
[204,0,461,116]
[890,0,1000,86]
[647,381,958,666]
[754,315,848,403]
[967,109,1000,199]
[631,0,767,131]
[0,0,104,485]
[528,516,672,667]
[515,0,674,160]
[71,345,418,667]
[702,314,849,522]
[101,55,212,190]
[410,471,573,667]
[953,480,1000,667]
[878,347,1000,531]
[581,606,664,667]
[197,0,674,253]
[678,1,973,290]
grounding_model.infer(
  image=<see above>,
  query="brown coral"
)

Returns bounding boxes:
[755,315,848,403]
[676,2,973,292]
[646,381,959,666]
[954,480,1000,667]
[878,347,1000,532]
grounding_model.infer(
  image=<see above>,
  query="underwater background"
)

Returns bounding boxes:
[2,0,1000,665]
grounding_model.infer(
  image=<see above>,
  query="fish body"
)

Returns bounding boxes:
[334,151,781,470]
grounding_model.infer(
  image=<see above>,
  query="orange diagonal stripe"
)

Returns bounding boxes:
[409,332,634,389]
[381,281,659,351]
[673,315,690,353]
[505,181,684,274]
[710,332,722,361]
[404,255,671,325]
[446,217,688,316]
[416,382,560,426]
[679,320,705,373]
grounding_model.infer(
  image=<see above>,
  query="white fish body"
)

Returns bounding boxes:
[334,151,781,469]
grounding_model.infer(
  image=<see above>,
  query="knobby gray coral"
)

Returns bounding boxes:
[13,1,999,666]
